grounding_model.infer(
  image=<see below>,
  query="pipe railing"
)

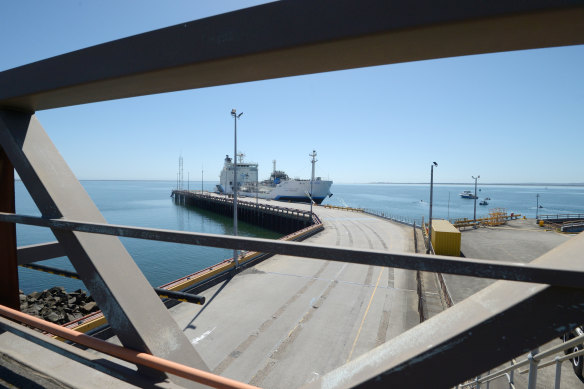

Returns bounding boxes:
[0,304,258,389]
[459,333,584,388]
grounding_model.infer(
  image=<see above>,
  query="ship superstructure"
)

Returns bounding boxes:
[215,153,332,204]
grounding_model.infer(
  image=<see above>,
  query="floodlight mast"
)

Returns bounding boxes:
[231,109,243,268]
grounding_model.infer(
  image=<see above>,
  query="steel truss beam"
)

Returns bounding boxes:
[302,233,584,388]
[1,211,584,289]
[0,111,207,387]
[17,241,65,264]
[0,0,582,111]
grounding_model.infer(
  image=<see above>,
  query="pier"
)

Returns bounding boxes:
[171,190,313,234]
[1,1,583,388]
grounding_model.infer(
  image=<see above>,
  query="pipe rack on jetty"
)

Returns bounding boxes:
[171,190,313,234]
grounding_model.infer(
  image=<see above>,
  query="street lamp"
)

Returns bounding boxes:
[231,109,243,268]
[428,162,438,254]
[472,175,480,224]
[309,150,317,220]
[536,193,540,219]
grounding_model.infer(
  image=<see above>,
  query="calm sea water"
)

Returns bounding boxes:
[15,181,583,294]
[15,180,280,294]
[327,183,584,223]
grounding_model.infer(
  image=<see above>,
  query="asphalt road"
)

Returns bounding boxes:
[169,202,420,388]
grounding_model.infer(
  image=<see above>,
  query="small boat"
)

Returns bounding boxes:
[460,190,478,199]
[479,200,488,206]
[485,197,491,200]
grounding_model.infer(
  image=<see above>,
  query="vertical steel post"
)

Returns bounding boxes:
[472,175,479,224]
[0,147,19,310]
[231,109,242,268]
[309,150,317,219]
[536,194,540,219]
[428,162,437,254]
[554,357,561,389]
[527,348,539,389]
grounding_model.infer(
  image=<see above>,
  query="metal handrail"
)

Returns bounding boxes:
[2,211,584,288]
[459,333,584,388]
[537,214,584,221]
[521,348,584,372]
[0,304,258,389]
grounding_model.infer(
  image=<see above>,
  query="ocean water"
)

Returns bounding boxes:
[15,181,583,294]
[15,180,280,294]
[326,183,584,223]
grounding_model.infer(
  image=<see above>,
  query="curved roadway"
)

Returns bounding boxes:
[170,202,422,388]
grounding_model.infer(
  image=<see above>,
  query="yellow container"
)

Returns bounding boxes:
[539,220,544,227]
[431,220,461,257]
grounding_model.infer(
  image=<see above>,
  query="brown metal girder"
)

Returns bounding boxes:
[17,241,65,265]
[0,111,208,387]
[0,147,19,309]
[303,232,584,388]
[0,1,583,111]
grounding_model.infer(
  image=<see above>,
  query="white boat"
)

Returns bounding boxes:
[460,190,478,199]
[215,153,333,204]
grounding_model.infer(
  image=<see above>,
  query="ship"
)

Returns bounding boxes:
[460,190,478,199]
[215,152,333,204]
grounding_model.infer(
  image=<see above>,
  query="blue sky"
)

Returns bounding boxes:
[1,1,583,184]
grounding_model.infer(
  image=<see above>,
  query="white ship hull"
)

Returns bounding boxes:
[244,179,332,204]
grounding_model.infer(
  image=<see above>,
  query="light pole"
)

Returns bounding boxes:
[231,109,243,268]
[428,162,438,254]
[472,175,480,223]
[309,150,317,220]
[536,193,540,219]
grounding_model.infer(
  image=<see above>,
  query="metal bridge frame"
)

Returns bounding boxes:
[1,0,583,387]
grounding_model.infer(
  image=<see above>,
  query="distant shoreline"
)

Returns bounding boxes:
[367,182,584,187]
[14,179,584,187]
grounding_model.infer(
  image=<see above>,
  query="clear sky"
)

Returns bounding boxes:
[1,1,583,184]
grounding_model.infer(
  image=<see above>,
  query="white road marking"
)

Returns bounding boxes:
[191,326,216,345]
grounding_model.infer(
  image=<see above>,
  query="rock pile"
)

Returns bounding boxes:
[19,287,100,325]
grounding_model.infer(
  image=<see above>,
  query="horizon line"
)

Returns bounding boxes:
[13,179,584,187]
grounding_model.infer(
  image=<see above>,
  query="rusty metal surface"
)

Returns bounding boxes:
[1,211,583,289]
[0,0,582,111]
[303,233,584,388]
[0,111,207,387]
[0,147,19,309]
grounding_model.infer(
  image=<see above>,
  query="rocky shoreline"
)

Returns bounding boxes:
[19,287,100,325]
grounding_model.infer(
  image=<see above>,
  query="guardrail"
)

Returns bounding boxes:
[459,333,584,389]
[537,214,584,222]
[321,204,364,212]
[362,208,423,227]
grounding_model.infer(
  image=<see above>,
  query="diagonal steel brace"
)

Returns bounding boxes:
[0,110,208,387]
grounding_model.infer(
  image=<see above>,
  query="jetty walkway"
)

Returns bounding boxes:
[166,194,439,388]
